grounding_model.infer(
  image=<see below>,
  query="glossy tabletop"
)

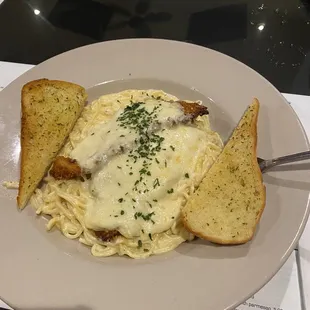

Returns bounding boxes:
[0,0,310,95]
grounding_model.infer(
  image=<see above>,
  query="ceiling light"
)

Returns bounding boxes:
[257,23,265,31]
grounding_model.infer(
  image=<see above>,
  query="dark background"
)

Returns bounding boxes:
[0,0,310,95]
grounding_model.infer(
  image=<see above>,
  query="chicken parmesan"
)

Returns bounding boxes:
[31,89,223,258]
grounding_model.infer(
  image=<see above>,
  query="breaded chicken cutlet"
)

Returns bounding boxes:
[50,100,208,181]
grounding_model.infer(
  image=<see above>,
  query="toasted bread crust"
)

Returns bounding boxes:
[95,230,120,242]
[50,156,82,180]
[182,99,266,244]
[177,101,209,118]
[17,79,87,209]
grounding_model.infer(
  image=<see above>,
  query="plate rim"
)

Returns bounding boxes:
[0,38,309,310]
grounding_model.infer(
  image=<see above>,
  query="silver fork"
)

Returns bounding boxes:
[258,151,310,173]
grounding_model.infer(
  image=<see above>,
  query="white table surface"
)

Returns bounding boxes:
[0,61,309,310]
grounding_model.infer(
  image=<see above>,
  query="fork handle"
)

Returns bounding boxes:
[264,150,310,170]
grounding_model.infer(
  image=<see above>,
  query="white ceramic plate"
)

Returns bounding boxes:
[0,39,309,310]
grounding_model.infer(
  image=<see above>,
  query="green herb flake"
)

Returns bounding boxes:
[134,211,155,221]
[153,178,160,188]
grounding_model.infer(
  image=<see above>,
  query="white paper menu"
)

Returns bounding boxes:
[236,251,301,310]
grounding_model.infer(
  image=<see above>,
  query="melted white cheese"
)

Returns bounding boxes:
[85,125,212,238]
[70,99,184,172]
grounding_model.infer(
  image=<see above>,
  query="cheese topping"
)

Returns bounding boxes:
[87,125,211,238]
[70,100,184,171]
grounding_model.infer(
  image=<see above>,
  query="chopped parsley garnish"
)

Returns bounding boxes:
[153,199,158,202]
[139,168,147,175]
[118,182,121,186]
[185,173,189,178]
[117,166,122,169]
[134,211,155,221]
[138,240,142,248]
[153,178,160,188]
[116,102,166,192]
[120,135,125,137]
[167,188,174,194]
[148,233,153,241]
[170,145,175,151]
[118,198,124,203]
[120,210,125,215]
